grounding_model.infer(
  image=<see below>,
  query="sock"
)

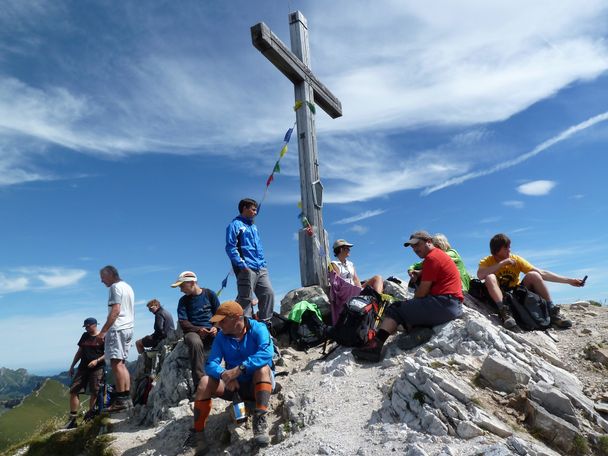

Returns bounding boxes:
[254,381,272,414]
[376,329,390,344]
[69,411,77,417]
[193,399,212,432]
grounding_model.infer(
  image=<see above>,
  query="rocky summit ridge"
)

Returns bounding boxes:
[32,280,608,455]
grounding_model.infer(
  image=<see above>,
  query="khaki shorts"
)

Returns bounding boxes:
[105,328,133,362]
[70,367,103,395]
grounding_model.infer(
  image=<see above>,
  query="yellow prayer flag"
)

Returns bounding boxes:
[294,100,303,111]
[279,144,288,157]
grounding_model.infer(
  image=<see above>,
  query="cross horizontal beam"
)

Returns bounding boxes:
[251,22,342,119]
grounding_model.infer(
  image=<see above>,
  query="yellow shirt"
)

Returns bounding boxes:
[478,254,534,289]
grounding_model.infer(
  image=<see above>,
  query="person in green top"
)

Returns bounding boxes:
[408,233,471,293]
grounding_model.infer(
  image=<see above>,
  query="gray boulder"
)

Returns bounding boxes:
[480,354,531,393]
[526,399,583,454]
[280,285,330,318]
[528,381,578,426]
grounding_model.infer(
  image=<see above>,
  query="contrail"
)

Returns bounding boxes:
[422,111,608,196]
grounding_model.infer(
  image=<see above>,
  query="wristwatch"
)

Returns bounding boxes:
[238,364,246,374]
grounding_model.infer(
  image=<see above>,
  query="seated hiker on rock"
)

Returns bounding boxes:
[65,317,105,429]
[189,301,275,454]
[171,270,220,388]
[408,233,471,293]
[352,231,463,363]
[329,239,384,325]
[135,299,176,354]
[477,233,583,330]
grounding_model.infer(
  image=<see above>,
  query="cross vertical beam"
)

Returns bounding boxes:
[251,11,342,289]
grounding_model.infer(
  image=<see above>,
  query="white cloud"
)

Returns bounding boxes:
[480,216,502,224]
[349,224,369,235]
[0,267,87,295]
[503,200,524,209]
[334,209,386,225]
[37,269,87,288]
[0,274,29,294]
[517,180,556,196]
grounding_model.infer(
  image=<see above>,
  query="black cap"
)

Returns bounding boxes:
[83,317,98,327]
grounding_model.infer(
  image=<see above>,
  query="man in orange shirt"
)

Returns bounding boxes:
[477,233,584,329]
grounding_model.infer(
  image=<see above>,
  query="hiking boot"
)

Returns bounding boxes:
[83,409,96,422]
[550,306,572,329]
[252,412,270,446]
[184,429,209,455]
[351,337,383,363]
[497,304,518,330]
[105,396,133,413]
[64,416,77,430]
[396,327,434,351]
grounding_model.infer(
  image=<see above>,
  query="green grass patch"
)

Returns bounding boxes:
[597,435,608,456]
[3,415,115,456]
[572,435,589,455]
[0,379,69,451]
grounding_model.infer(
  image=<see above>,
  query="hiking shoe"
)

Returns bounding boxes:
[396,327,434,351]
[83,409,96,422]
[351,338,383,363]
[64,416,77,430]
[184,429,209,455]
[497,305,518,330]
[105,396,133,413]
[550,306,572,329]
[252,412,270,446]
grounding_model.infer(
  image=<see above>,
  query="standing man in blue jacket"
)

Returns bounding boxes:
[226,198,275,326]
[189,301,275,454]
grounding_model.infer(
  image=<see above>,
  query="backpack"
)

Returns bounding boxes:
[287,301,328,351]
[328,294,380,347]
[504,286,551,330]
[288,308,328,351]
[468,279,491,302]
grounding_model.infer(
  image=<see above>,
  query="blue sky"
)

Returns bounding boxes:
[1,0,607,374]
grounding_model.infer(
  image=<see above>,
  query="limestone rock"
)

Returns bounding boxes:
[382,278,412,301]
[528,381,577,426]
[480,354,530,393]
[526,399,582,454]
[456,421,484,439]
[280,285,330,318]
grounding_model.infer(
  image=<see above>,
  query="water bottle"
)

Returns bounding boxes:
[231,392,247,423]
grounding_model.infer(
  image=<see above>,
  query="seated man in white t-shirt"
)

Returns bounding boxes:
[329,239,383,324]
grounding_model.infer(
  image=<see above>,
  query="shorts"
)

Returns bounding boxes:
[105,328,133,362]
[141,334,160,349]
[385,295,463,327]
[70,367,103,395]
[220,369,275,402]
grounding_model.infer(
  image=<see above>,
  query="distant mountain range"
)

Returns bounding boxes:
[0,367,70,405]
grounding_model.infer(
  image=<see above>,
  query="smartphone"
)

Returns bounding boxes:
[581,275,588,286]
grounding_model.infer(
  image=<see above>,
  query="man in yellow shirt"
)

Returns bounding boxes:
[477,233,584,329]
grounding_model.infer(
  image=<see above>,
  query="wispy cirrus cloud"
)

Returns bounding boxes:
[517,180,556,196]
[423,111,608,195]
[333,209,386,225]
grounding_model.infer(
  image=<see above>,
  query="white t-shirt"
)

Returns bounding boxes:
[108,281,134,331]
[331,259,357,285]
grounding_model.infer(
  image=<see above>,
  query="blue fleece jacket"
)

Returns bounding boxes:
[225,216,267,271]
[205,318,274,382]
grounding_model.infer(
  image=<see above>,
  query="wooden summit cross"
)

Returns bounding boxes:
[251,11,342,289]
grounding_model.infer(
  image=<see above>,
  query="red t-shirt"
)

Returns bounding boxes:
[420,248,464,301]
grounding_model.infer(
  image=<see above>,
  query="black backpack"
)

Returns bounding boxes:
[504,286,551,330]
[288,309,328,351]
[328,294,380,347]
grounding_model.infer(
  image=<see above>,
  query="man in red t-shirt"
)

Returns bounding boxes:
[353,231,463,363]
